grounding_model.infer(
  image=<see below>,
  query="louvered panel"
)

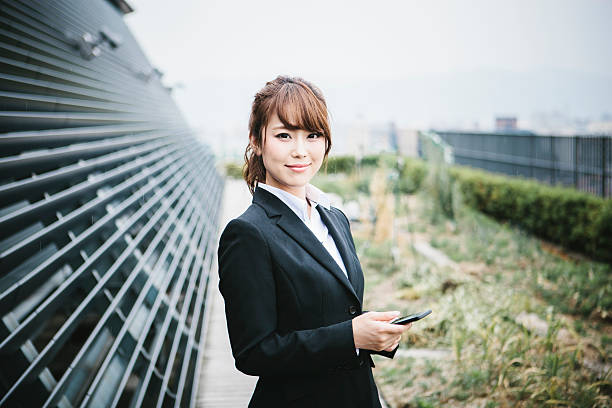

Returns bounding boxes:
[0,1,224,407]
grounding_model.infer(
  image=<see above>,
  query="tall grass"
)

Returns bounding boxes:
[313,163,611,407]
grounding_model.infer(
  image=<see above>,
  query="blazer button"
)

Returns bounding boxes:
[348,305,357,315]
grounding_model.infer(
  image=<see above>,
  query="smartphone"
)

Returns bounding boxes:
[390,309,432,325]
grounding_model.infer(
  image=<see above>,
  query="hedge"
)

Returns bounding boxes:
[449,166,612,263]
[224,161,243,179]
[324,155,356,174]
[396,157,427,194]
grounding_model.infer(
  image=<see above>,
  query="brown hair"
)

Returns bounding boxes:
[243,75,332,194]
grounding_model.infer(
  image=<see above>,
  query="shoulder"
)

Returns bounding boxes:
[329,206,351,229]
[219,204,269,250]
[221,208,264,240]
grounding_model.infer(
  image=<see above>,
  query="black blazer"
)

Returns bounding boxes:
[217,187,398,408]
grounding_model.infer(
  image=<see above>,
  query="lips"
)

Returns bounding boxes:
[285,163,311,173]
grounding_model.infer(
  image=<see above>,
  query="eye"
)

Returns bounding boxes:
[275,133,290,139]
[308,132,322,139]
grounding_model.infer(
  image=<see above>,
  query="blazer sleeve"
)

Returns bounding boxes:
[218,218,360,377]
[334,207,400,360]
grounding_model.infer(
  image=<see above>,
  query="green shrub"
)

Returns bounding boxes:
[325,155,356,174]
[396,157,427,194]
[224,161,243,179]
[360,154,380,167]
[450,166,612,263]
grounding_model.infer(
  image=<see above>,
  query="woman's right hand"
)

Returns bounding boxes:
[352,311,410,352]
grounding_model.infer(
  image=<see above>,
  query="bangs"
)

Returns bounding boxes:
[269,82,329,135]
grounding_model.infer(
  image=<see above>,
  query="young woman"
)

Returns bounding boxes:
[217,75,410,408]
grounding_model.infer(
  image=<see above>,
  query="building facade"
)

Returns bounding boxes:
[0,0,223,406]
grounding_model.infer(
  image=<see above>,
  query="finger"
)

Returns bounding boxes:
[368,311,401,321]
[381,322,409,334]
[372,322,402,336]
[393,322,411,332]
[384,338,400,351]
[385,335,401,350]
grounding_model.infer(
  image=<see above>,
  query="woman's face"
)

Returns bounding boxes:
[256,111,326,198]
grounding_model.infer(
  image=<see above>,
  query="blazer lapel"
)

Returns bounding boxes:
[315,205,359,290]
[253,188,361,306]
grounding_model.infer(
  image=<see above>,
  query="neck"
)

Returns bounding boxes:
[263,178,307,201]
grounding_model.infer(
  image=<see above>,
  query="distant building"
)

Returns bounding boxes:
[389,122,399,152]
[0,1,223,406]
[397,129,419,157]
[496,116,518,131]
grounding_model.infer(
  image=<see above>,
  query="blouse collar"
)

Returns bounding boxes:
[256,182,331,222]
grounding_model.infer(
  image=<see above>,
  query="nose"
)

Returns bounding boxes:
[292,135,307,158]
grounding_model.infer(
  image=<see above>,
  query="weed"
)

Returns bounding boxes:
[319,168,611,408]
[424,360,441,376]
[409,396,438,408]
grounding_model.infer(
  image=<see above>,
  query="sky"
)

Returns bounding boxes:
[124,0,612,147]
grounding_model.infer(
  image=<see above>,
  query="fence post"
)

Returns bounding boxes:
[530,133,535,179]
[574,136,578,189]
[550,136,556,185]
[602,136,607,198]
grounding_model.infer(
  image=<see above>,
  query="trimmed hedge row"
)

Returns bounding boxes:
[449,166,612,263]
[324,155,356,173]
[324,153,407,174]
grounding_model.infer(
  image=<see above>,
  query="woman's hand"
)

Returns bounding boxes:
[351,311,411,352]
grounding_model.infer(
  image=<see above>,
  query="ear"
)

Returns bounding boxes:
[249,134,261,156]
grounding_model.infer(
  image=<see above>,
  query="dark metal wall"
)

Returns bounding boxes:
[436,131,611,198]
[0,0,224,407]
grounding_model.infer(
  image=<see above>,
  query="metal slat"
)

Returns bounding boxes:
[1,149,212,406]
[0,1,222,406]
[174,193,223,408]
[0,167,193,406]
[0,141,181,245]
[77,170,207,407]
[128,180,221,408]
[0,148,196,314]
[0,152,197,351]
[106,193,207,408]
[155,204,220,407]
[43,164,208,408]
[0,137,173,201]
[0,144,189,300]
[0,123,159,148]
[0,130,169,174]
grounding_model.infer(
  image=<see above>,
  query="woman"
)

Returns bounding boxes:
[217,75,410,407]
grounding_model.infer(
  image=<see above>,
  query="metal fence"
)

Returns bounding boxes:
[0,1,224,407]
[434,131,612,198]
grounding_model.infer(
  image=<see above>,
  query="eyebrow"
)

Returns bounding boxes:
[270,124,287,130]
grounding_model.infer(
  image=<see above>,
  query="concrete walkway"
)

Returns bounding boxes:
[196,179,257,407]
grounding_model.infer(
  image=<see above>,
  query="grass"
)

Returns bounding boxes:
[313,168,612,408]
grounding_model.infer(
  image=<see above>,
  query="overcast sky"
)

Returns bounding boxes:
[124,0,612,135]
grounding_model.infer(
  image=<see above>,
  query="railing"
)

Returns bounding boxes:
[433,131,611,198]
[418,131,456,220]
[0,1,224,407]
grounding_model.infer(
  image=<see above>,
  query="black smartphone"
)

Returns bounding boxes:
[390,309,432,325]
